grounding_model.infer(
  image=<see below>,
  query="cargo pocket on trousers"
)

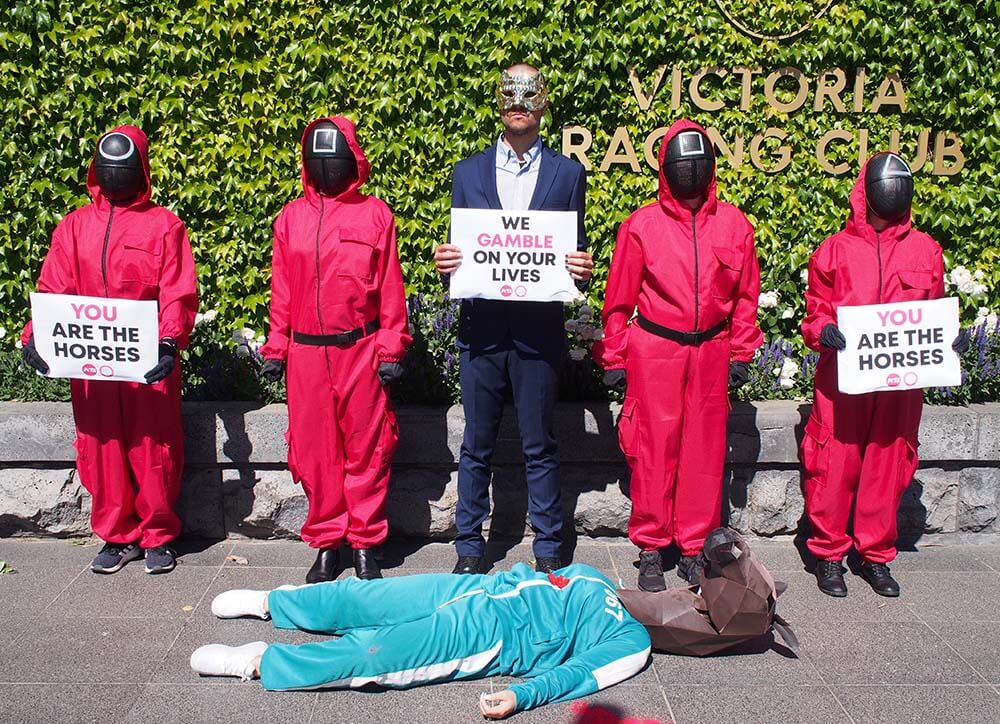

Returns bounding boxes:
[801,417,831,488]
[617,397,639,466]
[284,429,304,485]
[72,434,93,494]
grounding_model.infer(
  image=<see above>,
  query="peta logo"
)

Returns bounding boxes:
[82,364,97,376]
[886,373,901,387]
[500,285,513,298]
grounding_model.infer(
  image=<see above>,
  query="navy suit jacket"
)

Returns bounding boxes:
[450,142,587,356]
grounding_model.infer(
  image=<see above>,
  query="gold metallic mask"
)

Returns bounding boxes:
[496,70,549,112]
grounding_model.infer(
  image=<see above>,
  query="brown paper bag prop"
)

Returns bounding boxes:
[617,528,798,657]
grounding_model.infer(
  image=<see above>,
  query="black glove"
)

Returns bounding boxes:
[260,358,284,383]
[952,328,971,355]
[819,323,847,351]
[603,369,626,393]
[22,335,50,374]
[728,361,750,390]
[144,338,178,384]
[378,361,404,385]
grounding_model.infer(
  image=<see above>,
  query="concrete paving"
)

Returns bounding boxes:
[0,537,998,723]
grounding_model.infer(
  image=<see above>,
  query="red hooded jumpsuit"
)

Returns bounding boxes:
[801,157,945,564]
[593,119,763,556]
[22,125,198,548]
[260,117,411,551]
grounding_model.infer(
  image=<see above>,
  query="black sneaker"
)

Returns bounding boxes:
[860,561,900,597]
[144,545,177,575]
[815,559,848,597]
[91,542,142,574]
[677,555,702,586]
[637,551,666,592]
[534,557,562,574]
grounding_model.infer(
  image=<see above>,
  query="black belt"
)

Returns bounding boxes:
[636,314,727,345]
[293,321,379,347]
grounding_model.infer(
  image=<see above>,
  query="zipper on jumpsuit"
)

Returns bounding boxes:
[875,230,883,304]
[313,196,334,380]
[100,206,115,297]
[691,210,700,332]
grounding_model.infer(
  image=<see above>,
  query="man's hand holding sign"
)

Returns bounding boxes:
[832,297,962,394]
[436,209,592,299]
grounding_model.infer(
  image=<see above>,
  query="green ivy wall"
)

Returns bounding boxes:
[3,0,998,343]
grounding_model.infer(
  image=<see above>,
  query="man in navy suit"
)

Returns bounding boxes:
[434,64,593,575]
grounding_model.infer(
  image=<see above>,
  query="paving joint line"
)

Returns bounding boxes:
[791,630,859,724]
[904,600,993,686]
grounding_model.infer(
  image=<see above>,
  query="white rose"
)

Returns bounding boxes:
[780,358,798,378]
[0,327,6,340]
[971,283,988,298]
[569,346,587,361]
[949,266,972,286]
[194,313,206,326]
[203,309,218,322]
[14,339,23,350]
[800,268,809,284]
[778,375,796,389]
[781,307,795,319]
[758,291,779,308]
[974,269,986,280]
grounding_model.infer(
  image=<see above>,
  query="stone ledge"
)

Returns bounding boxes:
[2,400,999,465]
[1,400,998,541]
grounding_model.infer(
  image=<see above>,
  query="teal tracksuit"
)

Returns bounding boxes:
[261,563,651,712]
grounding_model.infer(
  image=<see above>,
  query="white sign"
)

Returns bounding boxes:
[837,297,961,394]
[449,208,579,302]
[30,293,159,383]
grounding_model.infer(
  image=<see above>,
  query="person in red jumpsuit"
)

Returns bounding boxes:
[593,119,762,592]
[800,151,968,598]
[21,125,197,575]
[259,116,411,583]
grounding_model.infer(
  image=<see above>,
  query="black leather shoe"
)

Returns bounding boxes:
[452,555,482,575]
[815,559,848,597]
[637,550,666,592]
[677,555,703,586]
[535,557,562,574]
[860,561,900,597]
[353,548,382,580]
[306,547,339,583]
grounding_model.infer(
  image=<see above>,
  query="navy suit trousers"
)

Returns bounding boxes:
[455,344,561,558]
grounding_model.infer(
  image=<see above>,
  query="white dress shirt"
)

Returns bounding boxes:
[495,134,542,211]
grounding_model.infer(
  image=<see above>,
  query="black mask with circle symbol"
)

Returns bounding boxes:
[94,132,146,202]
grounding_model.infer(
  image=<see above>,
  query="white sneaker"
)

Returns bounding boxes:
[190,641,268,681]
[211,589,271,619]
[210,585,306,619]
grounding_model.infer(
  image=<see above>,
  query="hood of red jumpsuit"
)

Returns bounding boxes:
[844,154,913,244]
[86,124,153,211]
[299,116,371,205]
[657,118,719,221]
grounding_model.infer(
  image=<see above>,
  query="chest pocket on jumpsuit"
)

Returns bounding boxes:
[117,240,161,287]
[333,229,378,307]
[711,243,743,302]
[896,268,933,302]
